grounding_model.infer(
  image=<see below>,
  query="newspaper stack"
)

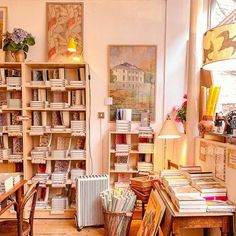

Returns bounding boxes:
[137,162,153,172]
[116,120,131,132]
[51,172,67,185]
[52,196,68,210]
[70,168,86,183]
[138,143,154,153]
[70,149,86,159]
[7,99,22,108]
[71,120,86,132]
[6,77,21,88]
[30,101,45,109]
[32,173,50,184]
[51,150,67,159]
[70,80,85,86]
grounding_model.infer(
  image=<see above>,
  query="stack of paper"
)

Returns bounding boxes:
[70,149,86,159]
[7,99,22,108]
[51,196,68,210]
[71,121,86,132]
[30,101,45,109]
[137,162,153,172]
[172,195,207,213]
[138,143,154,153]
[116,120,131,132]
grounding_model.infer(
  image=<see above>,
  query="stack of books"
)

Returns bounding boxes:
[137,162,153,172]
[30,126,45,134]
[70,80,85,86]
[138,126,153,138]
[0,149,10,160]
[138,143,154,153]
[51,126,66,132]
[32,173,50,184]
[30,101,45,109]
[50,102,66,109]
[179,165,202,173]
[51,150,67,159]
[51,172,67,185]
[162,175,190,189]
[70,168,86,183]
[70,149,86,159]
[116,120,131,132]
[6,77,21,88]
[8,154,23,163]
[36,201,48,209]
[206,200,236,212]
[51,196,68,210]
[7,99,22,108]
[114,163,130,171]
[172,195,207,213]
[71,120,86,132]
[31,147,49,159]
[160,169,182,178]
[8,125,23,133]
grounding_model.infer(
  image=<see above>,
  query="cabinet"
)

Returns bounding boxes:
[0,62,89,219]
[108,130,155,189]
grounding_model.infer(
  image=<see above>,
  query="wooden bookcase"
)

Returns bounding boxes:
[108,130,155,189]
[0,62,89,219]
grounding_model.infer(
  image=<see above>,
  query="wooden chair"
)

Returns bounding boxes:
[0,181,39,236]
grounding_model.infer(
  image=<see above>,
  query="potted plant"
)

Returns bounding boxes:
[3,28,35,62]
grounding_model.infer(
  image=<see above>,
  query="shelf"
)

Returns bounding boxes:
[25,84,86,90]
[26,107,86,111]
[27,157,86,161]
[25,61,85,69]
[110,131,139,134]
[28,179,73,185]
[1,108,22,111]
[110,169,138,173]
[110,149,153,154]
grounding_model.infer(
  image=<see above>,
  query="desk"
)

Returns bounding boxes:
[0,180,26,216]
[154,183,234,236]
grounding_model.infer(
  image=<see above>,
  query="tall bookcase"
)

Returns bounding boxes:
[108,130,155,189]
[0,62,89,219]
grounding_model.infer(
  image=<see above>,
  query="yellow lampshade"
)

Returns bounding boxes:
[158,115,181,139]
[203,23,236,71]
[67,37,77,52]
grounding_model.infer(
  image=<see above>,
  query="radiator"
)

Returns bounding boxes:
[76,175,109,229]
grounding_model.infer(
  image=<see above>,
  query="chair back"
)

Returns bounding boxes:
[18,181,39,236]
[167,160,179,170]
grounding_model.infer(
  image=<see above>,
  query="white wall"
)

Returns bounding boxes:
[1,0,190,173]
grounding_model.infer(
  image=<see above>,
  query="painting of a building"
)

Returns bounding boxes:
[109,45,156,121]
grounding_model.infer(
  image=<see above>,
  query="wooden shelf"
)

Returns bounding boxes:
[28,179,73,185]
[25,84,86,90]
[110,169,138,173]
[27,156,86,161]
[110,149,154,154]
[26,107,86,111]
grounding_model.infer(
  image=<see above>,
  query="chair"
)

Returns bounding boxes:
[167,159,179,170]
[0,181,39,236]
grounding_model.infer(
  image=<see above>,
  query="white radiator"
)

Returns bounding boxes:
[76,175,109,229]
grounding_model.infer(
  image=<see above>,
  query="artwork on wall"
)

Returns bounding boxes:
[46,3,83,62]
[108,45,157,121]
[0,7,7,61]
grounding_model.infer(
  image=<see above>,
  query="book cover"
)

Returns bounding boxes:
[137,190,165,236]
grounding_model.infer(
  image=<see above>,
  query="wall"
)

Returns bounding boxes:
[0,0,190,173]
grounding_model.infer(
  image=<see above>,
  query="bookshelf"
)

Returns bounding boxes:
[108,130,155,189]
[0,62,89,219]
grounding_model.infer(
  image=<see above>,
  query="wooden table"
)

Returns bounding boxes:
[154,183,234,236]
[0,180,26,216]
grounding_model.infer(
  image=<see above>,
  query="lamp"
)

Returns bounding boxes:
[203,23,236,71]
[67,37,83,62]
[158,115,181,169]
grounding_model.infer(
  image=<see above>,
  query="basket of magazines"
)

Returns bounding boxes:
[100,189,136,236]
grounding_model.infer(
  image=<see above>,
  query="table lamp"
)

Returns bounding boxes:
[203,23,236,71]
[158,115,181,169]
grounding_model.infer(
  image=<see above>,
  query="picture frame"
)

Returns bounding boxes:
[46,2,83,62]
[0,7,7,62]
[108,45,157,121]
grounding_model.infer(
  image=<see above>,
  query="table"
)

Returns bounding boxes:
[0,180,26,216]
[154,183,234,236]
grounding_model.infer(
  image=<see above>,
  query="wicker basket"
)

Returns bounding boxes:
[103,210,133,236]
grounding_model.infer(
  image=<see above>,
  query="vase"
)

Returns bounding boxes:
[198,115,214,137]
[11,49,26,62]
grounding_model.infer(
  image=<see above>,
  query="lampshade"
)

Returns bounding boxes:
[158,115,181,139]
[203,23,236,71]
[67,37,77,52]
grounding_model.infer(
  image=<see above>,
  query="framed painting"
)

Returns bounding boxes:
[46,2,83,62]
[0,7,7,62]
[108,45,157,121]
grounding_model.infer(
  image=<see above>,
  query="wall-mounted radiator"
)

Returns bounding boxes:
[76,175,109,229]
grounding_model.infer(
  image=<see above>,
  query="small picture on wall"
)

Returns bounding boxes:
[108,45,157,121]
[0,7,7,61]
[46,3,83,62]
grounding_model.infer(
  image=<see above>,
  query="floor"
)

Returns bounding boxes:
[34,219,141,236]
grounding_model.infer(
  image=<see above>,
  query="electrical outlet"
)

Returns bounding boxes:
[98,112,105,119]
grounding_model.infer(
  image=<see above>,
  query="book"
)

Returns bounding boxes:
[137,190,165,236]
[170,185,200,197]
[206,200,236,212]
[172,195,206,207]
[196,183,227,193]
